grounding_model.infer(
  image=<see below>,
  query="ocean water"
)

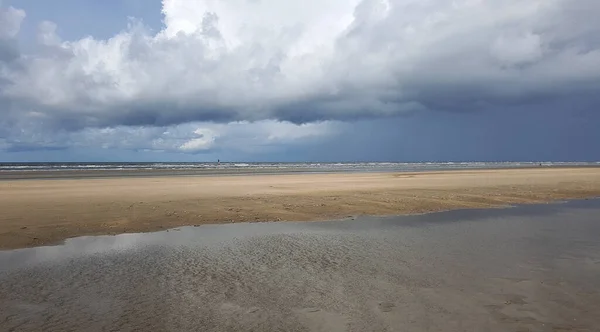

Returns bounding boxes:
[0,161,598,172]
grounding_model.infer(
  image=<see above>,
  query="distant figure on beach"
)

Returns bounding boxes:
[218,159,220,166]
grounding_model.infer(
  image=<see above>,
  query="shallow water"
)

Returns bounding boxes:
[1,200,600,331]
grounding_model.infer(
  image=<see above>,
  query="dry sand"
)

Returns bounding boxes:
[1,167,600,249]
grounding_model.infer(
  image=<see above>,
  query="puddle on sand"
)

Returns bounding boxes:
[1,199,600,331]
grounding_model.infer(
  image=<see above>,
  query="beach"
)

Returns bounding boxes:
[2,199,600,331]
[1,167,600,249]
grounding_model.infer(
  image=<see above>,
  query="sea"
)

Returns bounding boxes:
[0,161,598,173]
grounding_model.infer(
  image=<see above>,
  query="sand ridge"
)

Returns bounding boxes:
[1,167,600,249]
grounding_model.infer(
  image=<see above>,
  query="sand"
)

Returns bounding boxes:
[1,167,600,249]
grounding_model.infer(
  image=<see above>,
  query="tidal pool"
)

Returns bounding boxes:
[1,199,599,331]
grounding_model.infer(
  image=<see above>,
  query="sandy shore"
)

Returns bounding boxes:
[1,167,600,249]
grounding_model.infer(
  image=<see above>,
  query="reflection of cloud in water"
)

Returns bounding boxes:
[0,221,318,270]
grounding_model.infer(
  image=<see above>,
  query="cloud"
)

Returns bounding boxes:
[0,4,24,39]
[0,118,339,154]
[178,128,217,152]
[0,0,599,154]
[0,4,24,63]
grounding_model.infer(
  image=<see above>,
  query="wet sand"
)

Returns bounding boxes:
[0,166,351,180]
[1,199,600,331]
[1,167,600,249]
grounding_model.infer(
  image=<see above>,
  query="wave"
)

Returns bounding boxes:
[0,161,598,172]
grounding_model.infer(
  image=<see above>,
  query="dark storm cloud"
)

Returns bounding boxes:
[0,0,599,154]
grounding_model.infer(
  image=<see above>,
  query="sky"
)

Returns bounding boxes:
[0,0,599,162]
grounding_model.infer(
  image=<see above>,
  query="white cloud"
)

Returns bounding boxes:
[0,119,339,153]
[0,0,600,154]
[179,128,217,152]
[0,5,25,39]
[37,21,61,46]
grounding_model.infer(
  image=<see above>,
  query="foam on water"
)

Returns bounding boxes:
[0,161,598,172]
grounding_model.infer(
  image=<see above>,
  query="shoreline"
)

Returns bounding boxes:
[1,164,598,181]
[1,167,600,250]
[0,167,353,181]
[5,197,599,254]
